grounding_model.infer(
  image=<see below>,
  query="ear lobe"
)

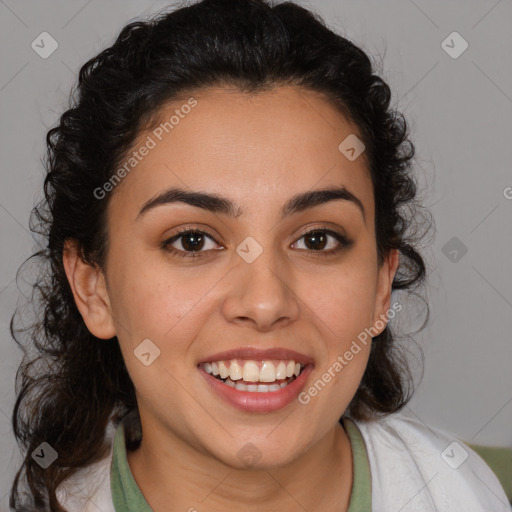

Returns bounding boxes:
[62,239,116,340]
[372,248,400,334]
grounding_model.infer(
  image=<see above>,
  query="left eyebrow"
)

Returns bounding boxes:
[136,185,365,222]
[281,186,365,222]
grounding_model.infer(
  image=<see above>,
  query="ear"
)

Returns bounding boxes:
[62,239,116,339]
[371,248,400,335]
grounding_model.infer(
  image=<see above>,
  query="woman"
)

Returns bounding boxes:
[10,0,509,510]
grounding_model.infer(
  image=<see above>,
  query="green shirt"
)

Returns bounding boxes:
[110,416,372,511]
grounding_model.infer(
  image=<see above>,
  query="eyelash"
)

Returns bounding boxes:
[161,226,353,259]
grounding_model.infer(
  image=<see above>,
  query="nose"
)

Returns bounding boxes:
[221,248,300,331]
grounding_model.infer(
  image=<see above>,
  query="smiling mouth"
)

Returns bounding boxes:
[199,359,306,393]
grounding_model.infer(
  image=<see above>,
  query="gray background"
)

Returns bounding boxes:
[1,0,511,507]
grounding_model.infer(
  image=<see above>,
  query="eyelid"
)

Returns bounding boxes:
[163,225,222,245]
[171,225,219,239]
[295,224,346,240]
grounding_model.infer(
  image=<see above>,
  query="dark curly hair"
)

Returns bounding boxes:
[10,0,431,509]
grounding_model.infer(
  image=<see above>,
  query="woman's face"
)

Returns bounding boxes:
[80,85,398,469]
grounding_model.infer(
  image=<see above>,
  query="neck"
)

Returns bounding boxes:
[127,419,353,511]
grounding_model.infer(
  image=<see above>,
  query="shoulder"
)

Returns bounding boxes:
[351,411,511,512]
[56,421,117,512]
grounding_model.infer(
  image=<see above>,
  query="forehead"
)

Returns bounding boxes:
[108,85,374,223]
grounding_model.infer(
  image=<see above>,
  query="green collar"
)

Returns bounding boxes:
[110,414,151,511]
[343,416,372,511]
[110,415,371,511]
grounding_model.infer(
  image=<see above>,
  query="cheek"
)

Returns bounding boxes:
[299,259,378,343]
[297,266,374,414]
[108,251,216,342]
[108,262,202,412]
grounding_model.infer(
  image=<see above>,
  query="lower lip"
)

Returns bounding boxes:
[199,364,314,413]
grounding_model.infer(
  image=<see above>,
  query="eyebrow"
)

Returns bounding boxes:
[136,185,365,222]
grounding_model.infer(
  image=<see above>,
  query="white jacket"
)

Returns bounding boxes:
[56,411,511,511]
[356,412,511,511]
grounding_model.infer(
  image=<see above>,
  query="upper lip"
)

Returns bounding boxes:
[198,347,314,365]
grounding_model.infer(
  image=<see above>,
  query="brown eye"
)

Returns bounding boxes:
[177,231,206,251]
[162,229,223,258]
[303,231,328,250]
[292,228,352,255]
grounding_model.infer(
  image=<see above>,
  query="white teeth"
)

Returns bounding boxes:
[242,361,260,382]
[235,382,248,391]
[229,361,243,381]
[260,361,276,382]
[218,361,229,379]
[201,358,306,385]
[276,361,287,380]
[210,375,297,393]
